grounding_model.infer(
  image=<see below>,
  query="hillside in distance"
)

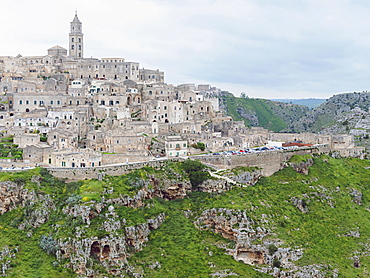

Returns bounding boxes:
[270,99,326,109]
[219,92,310,132]
[0,156,370,277]
[285,91,370,134]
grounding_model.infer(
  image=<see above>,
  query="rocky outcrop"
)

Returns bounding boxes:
[289,158,314,175]
[0,179,55,232]
[194,208,330,277]
[0,181,32,214]
[200,168,262,193]
[350,189,362,205]
[198,179,234,193]
[222,169,262,185]
[105,176,191,208]
[0,245,18,277]
[57,213,166,276]
[291,197,308,213]
[236,107,259,126]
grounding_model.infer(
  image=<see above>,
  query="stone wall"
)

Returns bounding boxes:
[193,145,331,176]
[47,145,352,180]
[48,159,182,181]
[101,153,150,165]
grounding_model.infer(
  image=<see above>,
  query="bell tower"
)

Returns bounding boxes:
[69,11,83,59]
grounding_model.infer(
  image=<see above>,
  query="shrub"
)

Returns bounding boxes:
[189,171,211,190]
[273,258,281,268]
[39,235,59,255]
[181,160,210,190]
[191,142,205,151]
[181,159,206,173]
[268,244,278,255]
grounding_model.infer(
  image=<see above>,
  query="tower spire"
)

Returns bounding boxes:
[69,11,84,59]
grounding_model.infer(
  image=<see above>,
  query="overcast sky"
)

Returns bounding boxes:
[2,0,370,99]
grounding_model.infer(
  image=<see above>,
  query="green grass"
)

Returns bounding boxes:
[220,94,309,132]
[128,210,270,277]
[289,154,313,163]
[0,218,76,277]
[0,157,370,276]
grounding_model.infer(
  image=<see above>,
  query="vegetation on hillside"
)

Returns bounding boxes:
[285,91,370,133]
[220,92,309,132]
[0,156,370,276]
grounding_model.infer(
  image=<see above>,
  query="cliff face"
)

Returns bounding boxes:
[56,212,166,276]
[194,208,329,277]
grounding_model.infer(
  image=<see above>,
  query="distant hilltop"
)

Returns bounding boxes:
[270,98,326,109]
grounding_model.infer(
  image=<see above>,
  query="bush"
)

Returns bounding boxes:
[39,235,59,255]
[180,160,210,190]
[189,171,211,190]
[181,159,206,173]
[191,142,205,151]
[272,258,281,268]
[268,244,278,255]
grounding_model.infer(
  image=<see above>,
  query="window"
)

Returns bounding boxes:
[34,101,37,105]
[71,45,74,50]
[50,101,53,105]
[19,100,22,104]
[57,101,60,105]
[26,100,29,104]
[62,161,66,167]
[72,38,74,42]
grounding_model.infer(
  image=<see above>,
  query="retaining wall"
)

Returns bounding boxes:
[193,145,331,176]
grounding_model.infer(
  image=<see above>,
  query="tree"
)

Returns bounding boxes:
[181,160,210,190]
[240,92,248,99]
[189,171,211,190]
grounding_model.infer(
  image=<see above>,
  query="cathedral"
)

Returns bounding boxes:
[0,12,164,84]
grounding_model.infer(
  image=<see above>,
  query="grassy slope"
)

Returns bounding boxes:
[132,155,370,277]
[220,94,309,132]
[0,157,370,276]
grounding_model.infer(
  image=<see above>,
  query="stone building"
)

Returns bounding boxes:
[164,135,188,157]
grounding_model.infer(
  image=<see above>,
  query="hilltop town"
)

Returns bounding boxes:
[0,13,364,170]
